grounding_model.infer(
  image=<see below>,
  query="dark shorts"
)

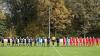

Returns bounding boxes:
[16,42,18,44]
[12,41,14,44]
[26,41,28,44]
[8,41,10,43]
[30,42,32,44]
[52,40,55,42]
[23,41,25,43]
[47,41,50,44]
[1,41,4,43]
[57,41,59,43]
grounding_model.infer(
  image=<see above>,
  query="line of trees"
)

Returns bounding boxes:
[0,0,100,38]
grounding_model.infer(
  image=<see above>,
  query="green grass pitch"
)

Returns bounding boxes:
[0,46,100,56]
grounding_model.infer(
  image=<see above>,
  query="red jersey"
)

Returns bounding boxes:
[70,37,72,43]
[86,37,89,43]
[83,38,86,44]
[63,37,66,45]
[79,37,82,43]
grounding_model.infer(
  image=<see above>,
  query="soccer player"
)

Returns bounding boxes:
[19,37,22,46]
[22,38,25,46]
[89,37,92,46]
[56,37,60,47]
[34,37,37,46]
[66,35,70,46]
[86,37,89,46]
[70,37,73,46]
[1,37,4,47]
[39,37,43,46]
[79,37,83,46]
[38,37,42,46]
[67,37,70,46]
[96,37,99,46]
[12,37,15,46]
[37,37,39,46]
[7,37,10,46]
[52,36,56,46]
[42,37,45,47]
[15,37,18,46]
[91,37,95,46]
[75,37,78,47]
[63,37,66,46]
[26,36,29,46]
[47,37,50,47]
[30,37,33,46]
[74,37,76,46]
[83,37,86,46]
[72,36,75,46]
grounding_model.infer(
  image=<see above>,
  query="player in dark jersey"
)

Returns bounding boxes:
[42,37,45,47]
[19,37,22,46]
[1,37,4,47]
[47,37,50,47]
[7,37,10,46]
[26,37,29,46]
[34,37,37,46]
[22,38,25,46]
[30,37,33,46]
[12,37,15,46]
[15,37,18,46]
[56,37,60,47]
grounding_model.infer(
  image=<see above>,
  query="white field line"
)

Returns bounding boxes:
[53,47,64,56]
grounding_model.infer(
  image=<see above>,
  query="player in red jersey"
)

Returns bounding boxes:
[89,37,92,46]
[91,37,95,46]
[86,37,89,46]
[83,37,86,46]
[79,37,83,46]
[75,37,78,47]
[63,37,66,46]
[72,36,75,46]
[70,37,73,46]
[96,37,99,46]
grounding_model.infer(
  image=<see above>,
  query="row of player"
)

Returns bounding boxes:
[0,36,100,47]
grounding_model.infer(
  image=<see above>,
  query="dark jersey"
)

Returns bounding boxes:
[8,38,10,43]
[42,38,45,43]
[30,38,33,43]
[26,38,29,43]
[56,38,60,43]
[19,38,22,43]
[22,39,25,43]
[12,38,15,43]
[1,37,4,43]
[47,38,50,43]
[34,38,37,43]
[15,38,18,44]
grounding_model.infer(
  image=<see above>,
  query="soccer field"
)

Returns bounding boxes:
[0,46,100,56]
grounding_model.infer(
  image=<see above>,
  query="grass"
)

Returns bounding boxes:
[0,46,100,56]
